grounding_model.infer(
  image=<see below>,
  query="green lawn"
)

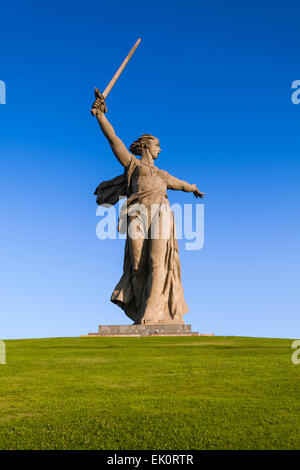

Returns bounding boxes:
[0,336,299,450]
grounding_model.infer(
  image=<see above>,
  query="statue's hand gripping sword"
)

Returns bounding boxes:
[91,38,141,116]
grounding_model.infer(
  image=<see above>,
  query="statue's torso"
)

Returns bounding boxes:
[129,161,167,198]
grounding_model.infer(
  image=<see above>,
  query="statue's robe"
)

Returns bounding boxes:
[94,157,188,324]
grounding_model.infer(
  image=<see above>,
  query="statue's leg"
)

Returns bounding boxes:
[142,236,168,324]
[127,215,149,318]
[141,197,170,327]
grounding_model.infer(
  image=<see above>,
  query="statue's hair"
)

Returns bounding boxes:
[129,134,158,156]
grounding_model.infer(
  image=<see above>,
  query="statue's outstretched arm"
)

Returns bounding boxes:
[91,91,132,168]
[162,171,206,199]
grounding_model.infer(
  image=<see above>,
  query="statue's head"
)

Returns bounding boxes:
[129,134,161,159]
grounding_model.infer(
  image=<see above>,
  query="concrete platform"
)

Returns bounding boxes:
[82,324,214,337]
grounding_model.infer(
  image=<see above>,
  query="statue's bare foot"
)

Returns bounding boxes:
[141,317,153,325]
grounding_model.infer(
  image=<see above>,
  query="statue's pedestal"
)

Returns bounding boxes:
[83,324,212,337]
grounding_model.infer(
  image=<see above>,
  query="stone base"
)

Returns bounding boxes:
[82,324,213,337]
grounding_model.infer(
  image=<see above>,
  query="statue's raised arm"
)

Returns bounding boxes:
[92,88,132,168]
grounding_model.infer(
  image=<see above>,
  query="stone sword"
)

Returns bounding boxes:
[91,38,141,116]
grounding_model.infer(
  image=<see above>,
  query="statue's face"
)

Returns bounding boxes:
[149,139,161,159]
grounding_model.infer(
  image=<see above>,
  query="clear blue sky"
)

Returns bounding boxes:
[1,0,299,339]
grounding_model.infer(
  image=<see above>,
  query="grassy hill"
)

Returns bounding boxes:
[0,335,299,450]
